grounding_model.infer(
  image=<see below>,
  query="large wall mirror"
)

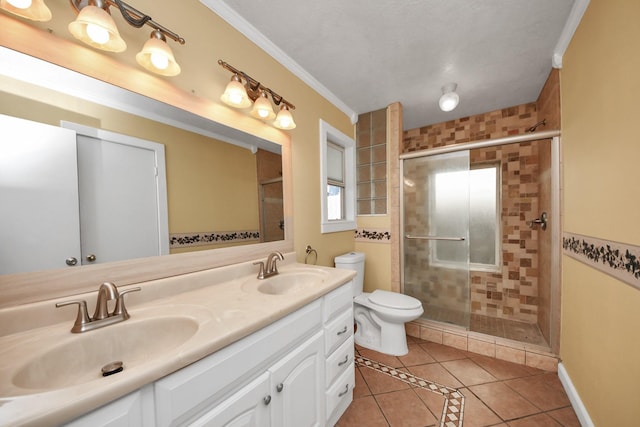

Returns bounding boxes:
[0,47,293,307]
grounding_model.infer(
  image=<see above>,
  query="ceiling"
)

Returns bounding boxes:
[205,0,582,130]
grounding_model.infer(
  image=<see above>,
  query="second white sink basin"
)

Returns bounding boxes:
[243,269,330,295]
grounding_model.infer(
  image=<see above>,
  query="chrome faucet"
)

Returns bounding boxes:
[254,252,284,279]
[56,282,140,333]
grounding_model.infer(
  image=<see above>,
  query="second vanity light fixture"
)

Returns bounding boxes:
[1,0,185,76]
[218,59,297,130]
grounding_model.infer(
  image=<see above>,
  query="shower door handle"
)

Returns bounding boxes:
[405,235,466,241]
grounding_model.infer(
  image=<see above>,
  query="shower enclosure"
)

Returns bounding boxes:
[401,136,559,348]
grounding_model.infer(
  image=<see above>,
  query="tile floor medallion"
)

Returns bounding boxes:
[356,355,465,427]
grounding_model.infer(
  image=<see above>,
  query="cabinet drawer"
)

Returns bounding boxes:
[325,362,355,422]
[326,335,354,388]
[322,281,352,322]
[324,309,353,356]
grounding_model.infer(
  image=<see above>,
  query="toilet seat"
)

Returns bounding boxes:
[367,290,422,310]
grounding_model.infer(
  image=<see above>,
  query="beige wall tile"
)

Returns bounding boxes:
[525,351,558,372]
[496,345,526,365]
[420,326,443,344]
[443,332,468,351]
[468,338,496,357]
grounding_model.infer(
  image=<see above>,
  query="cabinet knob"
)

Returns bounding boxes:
[276,383,284,392]
[86,254,97,262]
[337,326,348,336]
[65,257,78,266]
[263,395,271,405]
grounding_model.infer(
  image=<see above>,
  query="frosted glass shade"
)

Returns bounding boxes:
[220,75,251,108]
[250,93,276,121]
[136,34,181,76]
[273,105,296,130]
[68,5,126,52]
[0,0,51,21]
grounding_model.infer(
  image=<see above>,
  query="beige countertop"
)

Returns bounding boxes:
[0,255,355,426]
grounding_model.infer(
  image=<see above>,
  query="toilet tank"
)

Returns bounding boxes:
[334,252,365,296]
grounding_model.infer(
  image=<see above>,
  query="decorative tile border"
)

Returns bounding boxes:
[356,355,465,427]
[563,232,640,291]
[169,230,260,248]
[354,228,391,243]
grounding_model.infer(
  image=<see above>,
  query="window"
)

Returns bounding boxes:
[356,109,387,215]
[320,120,356,233]
[432,162,501,271]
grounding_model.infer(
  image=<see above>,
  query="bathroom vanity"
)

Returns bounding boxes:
[0,255,355,426]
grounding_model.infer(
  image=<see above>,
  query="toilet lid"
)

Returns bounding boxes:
[367,290,422,310]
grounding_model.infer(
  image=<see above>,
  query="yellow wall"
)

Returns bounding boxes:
[0,1,355,266]
[561,0,640,425]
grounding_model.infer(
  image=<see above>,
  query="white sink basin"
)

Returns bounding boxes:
[244,269,330,295]
[10,309,203,393]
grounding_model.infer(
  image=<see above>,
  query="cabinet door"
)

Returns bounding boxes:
[64,388,150,427]
[269,331,325,427]
[190,372,271,427]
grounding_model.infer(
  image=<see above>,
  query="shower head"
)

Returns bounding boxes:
[526,119,547,133]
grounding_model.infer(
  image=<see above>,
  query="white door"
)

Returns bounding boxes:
[62,122,169,265]
[269,331,325,427]
[0,114,81,274]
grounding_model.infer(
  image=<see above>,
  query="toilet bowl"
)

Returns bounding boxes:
[335,252,424,356]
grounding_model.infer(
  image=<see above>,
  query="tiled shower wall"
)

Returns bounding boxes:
[402,99,550,323]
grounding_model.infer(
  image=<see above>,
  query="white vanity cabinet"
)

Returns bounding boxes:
[62,280,354,427]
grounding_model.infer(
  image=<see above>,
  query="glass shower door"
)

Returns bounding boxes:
[402,151,471,328]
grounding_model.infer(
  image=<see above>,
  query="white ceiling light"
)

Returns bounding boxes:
[438,83,459,112]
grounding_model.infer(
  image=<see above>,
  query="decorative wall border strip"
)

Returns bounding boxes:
[562,232,640,291]
[356,355,464,427]
[169,230,260,248]
[354,228,391,244]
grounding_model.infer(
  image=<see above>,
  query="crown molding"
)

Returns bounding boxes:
[200,0,359,124]
[552,0,590,68]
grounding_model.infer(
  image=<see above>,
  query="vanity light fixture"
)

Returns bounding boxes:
[438,82,460,112]
[1,0,185,75]
[218,59,296,130]
[0,0,51,21]
[67,0,185,76]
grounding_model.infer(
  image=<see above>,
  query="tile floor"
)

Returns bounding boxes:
[337,336,579,427]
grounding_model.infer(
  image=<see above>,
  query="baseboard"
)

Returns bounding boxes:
[557,362,594,427]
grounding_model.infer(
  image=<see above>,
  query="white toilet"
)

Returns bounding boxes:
[335,252,424,356]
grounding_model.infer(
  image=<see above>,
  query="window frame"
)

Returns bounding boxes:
[320,119,356,233]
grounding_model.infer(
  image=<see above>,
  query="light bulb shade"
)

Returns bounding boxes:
[68,5,126,52]
[439,92,459,112]
[1,0,51,21]
[273,105,296,130]
[136,32,181,76]
[250,92,276,121]
[220,75,251,108]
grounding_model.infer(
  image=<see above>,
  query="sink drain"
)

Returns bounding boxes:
[101,361,124,377]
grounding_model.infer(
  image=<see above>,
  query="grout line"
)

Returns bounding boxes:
[356,355,465,427]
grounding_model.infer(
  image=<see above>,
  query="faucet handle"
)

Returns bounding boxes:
[253,261,266,279]
[56,300,91,333]
[113,287,141,319]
